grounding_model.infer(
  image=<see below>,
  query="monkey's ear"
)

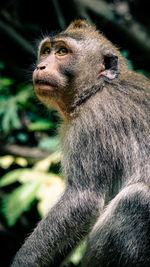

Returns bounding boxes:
[66,20,90,31]
[100,51,118,80]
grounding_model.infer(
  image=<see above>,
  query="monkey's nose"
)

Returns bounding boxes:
[36,63,47,70]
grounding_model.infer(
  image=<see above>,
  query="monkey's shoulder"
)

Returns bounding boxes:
[119,71,150,91]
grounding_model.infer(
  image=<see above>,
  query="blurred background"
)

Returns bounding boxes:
[0,0,150,266]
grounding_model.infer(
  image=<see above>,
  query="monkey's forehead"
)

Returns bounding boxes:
[38,28,103,48]
[38,32,86,53]
[55,32,84,41]
[38,36,78,49]
[39,32,84,46]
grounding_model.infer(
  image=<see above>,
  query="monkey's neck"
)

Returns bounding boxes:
[73,84,104,108]
[54,99,76,121]
[57,84,104,120]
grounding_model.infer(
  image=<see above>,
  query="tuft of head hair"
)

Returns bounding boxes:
[65,19,94,32]
[69,19,89,28]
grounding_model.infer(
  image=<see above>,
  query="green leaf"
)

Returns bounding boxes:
[69,241,87,265]
[0,169,23,187]
[1,182,40,226]
[11,105,22,129]
[34,151,61,172]
[0,78,14,87]
[1,98,21,133]
[17,85,33,103]
[0,99,8,114]
[0,155,14,169]
[37,174,65,217]
[29,119,54,131]
[39,137,59,152]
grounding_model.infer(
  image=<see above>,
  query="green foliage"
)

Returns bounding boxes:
[0,64,61,227]
[0,168,23,187]
[2,182,40,226]
[69,241,87,265]
[122,51,150,78]
[0,64,58,152]
[29,119,55,131]
[0,63,57,136]
[0,75,32,133]
[122,50,134,70]
[136,70,150,78]
[38,136,59,152]
[0,155,28,169]
[0,77,14,87]
[0,152,63,226]
[0,62,5,70]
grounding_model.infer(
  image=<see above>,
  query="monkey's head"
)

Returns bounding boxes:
[33,20,127,117]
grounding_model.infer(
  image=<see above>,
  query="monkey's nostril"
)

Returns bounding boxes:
[37,65,46,70]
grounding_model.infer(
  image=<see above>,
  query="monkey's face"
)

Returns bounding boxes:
[33,37,78,112]
[33,20,126,117]
[33,36,103,113]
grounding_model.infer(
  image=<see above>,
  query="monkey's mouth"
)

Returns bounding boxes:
[34,79,58,90]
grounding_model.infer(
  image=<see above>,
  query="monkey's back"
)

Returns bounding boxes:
[61,71,150,195]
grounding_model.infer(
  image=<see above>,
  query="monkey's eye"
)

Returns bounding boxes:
[42,47,51,55]
[57,47,68,56]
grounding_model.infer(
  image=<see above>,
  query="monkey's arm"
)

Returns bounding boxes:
[11,186,102,267]
[11,110,115,267]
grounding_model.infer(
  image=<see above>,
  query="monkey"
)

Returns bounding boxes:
[11,19,150,267]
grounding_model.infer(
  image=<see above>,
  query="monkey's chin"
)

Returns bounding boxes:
[34,85,59,100]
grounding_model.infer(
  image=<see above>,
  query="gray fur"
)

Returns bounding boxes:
[12,20,150,267]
